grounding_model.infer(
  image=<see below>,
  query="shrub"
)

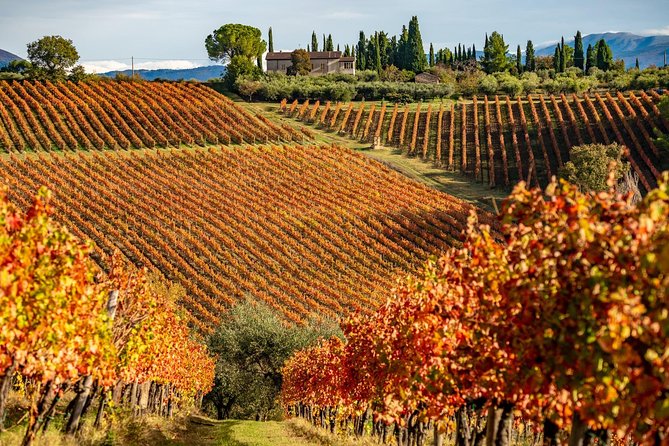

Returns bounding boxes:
[558,143,629,192]
[479,74,499,95]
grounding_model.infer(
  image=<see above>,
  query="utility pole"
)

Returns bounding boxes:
[132,56,134,78]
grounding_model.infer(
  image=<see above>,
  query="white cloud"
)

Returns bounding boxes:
[640,25,669,36]
[81,60,204,74]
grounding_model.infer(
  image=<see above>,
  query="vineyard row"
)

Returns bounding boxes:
[281,90,669,194]
[0,80,305,152]
[0,145,495,333]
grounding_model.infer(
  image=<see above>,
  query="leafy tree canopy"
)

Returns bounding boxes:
[288,49,311,76]
[205,24,266,64]
[26,35,80,80]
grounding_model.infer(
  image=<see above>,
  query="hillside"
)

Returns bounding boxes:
[282,91,669,194]
[0,145,493,333]
[0,49,22,67]
[0,80,299,151]
[536,32,669,68]
[101,65,226,81]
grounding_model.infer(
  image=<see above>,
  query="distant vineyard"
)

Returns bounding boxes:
[0,80,305,152]
[0,145,494,333]
[281,91,669,194]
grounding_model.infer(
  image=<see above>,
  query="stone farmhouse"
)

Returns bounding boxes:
[266,51,356,76]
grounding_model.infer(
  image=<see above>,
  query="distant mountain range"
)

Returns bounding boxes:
[536,32,669,69]
[100,65,226,82]
[0,49,22,67]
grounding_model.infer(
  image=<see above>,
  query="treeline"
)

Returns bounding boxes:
[235,65,669,102]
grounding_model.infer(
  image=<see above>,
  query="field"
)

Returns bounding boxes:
[282,90,669,193]
[0,80,309,152]
[0,143,494,333]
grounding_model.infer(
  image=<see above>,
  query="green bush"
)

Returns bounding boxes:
[558,143,629,192]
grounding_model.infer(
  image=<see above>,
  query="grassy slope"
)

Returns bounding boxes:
[235,96,509,211]
[148,416,381,446]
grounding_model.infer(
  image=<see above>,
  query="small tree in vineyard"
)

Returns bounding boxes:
[558,143,629,192]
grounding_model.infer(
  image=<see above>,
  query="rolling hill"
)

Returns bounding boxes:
[100,65,226,81]
[537,32,669,69]
[0,49,22,67]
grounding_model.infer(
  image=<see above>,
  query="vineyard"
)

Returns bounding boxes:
[0,80,306,152]
[0,144,494,334]
[281,90,669,194]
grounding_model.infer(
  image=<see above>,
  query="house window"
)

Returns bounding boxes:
[342,62,353,70]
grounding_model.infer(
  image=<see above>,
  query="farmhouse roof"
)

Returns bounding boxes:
[266,51,346,61]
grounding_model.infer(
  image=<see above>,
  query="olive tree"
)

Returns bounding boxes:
[26,35,80,80]
[205,24,266,88]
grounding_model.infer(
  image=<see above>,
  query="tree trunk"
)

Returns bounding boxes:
[64,375,94,434]
[543,419,559,446]
[456,406,471,446]
[94,393,107,429]
[486,405,503,446]
[22,381,55,446]
[0,362,16,431]
[494,403,513,446]
[568,412,589,446]
[433,421,444,446]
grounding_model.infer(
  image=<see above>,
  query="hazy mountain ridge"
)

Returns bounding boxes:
[0,49,22,67]
[100,65,226,81]
[536,32,669,69]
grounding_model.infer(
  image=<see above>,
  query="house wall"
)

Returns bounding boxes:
[266,56,355,75]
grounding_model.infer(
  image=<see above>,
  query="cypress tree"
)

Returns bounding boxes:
[356,31,366,71]
[378,32,390,68]
[482,32,509,73]
[307,44,310,52]
[560,36,566,72]
[596,39,613,71]
[635,57,640,69]
[407,16,427,72]
[585,43,595,72]
[467,47,472,60]
[516,45,522,74]
[525,40,535,72]
[573,30,584,71]
[366,37,375,70]
[472,43,477,62]
[457,44,462,62]
[429,43,435,67]
[554,45,561,72]
[311,31,318,52]
[327,34,334,51]
[268,27,274,53]
[389,35,398,67]
[398,25,409,70]
[374,34,382,73]
[337,44,340,52]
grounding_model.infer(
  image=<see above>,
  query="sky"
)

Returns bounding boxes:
[1,0,668,73]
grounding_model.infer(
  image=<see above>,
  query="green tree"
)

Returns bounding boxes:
[326,34,334,51]
[356,31,366,71]
[516,45,523,74]
[560,37,567,72]
[206,24,266,64]
[288,49,311,76]
[268,27,274,52]
[225,56,260,88]
[311,31,319,52]
[525,40,535,72]
[574,30,584,70]
[554,45,562,72]
[482,31,509,73]
[635,57,640,70]
[407,16,427,73]
[596,39,613,70]
[397,26,409,70]
[586,43,596,72]
[558,143,629,192]
[204,301,339,420]
[429,43,435,67]
[373,34,382,73]
[26,35,80,81]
